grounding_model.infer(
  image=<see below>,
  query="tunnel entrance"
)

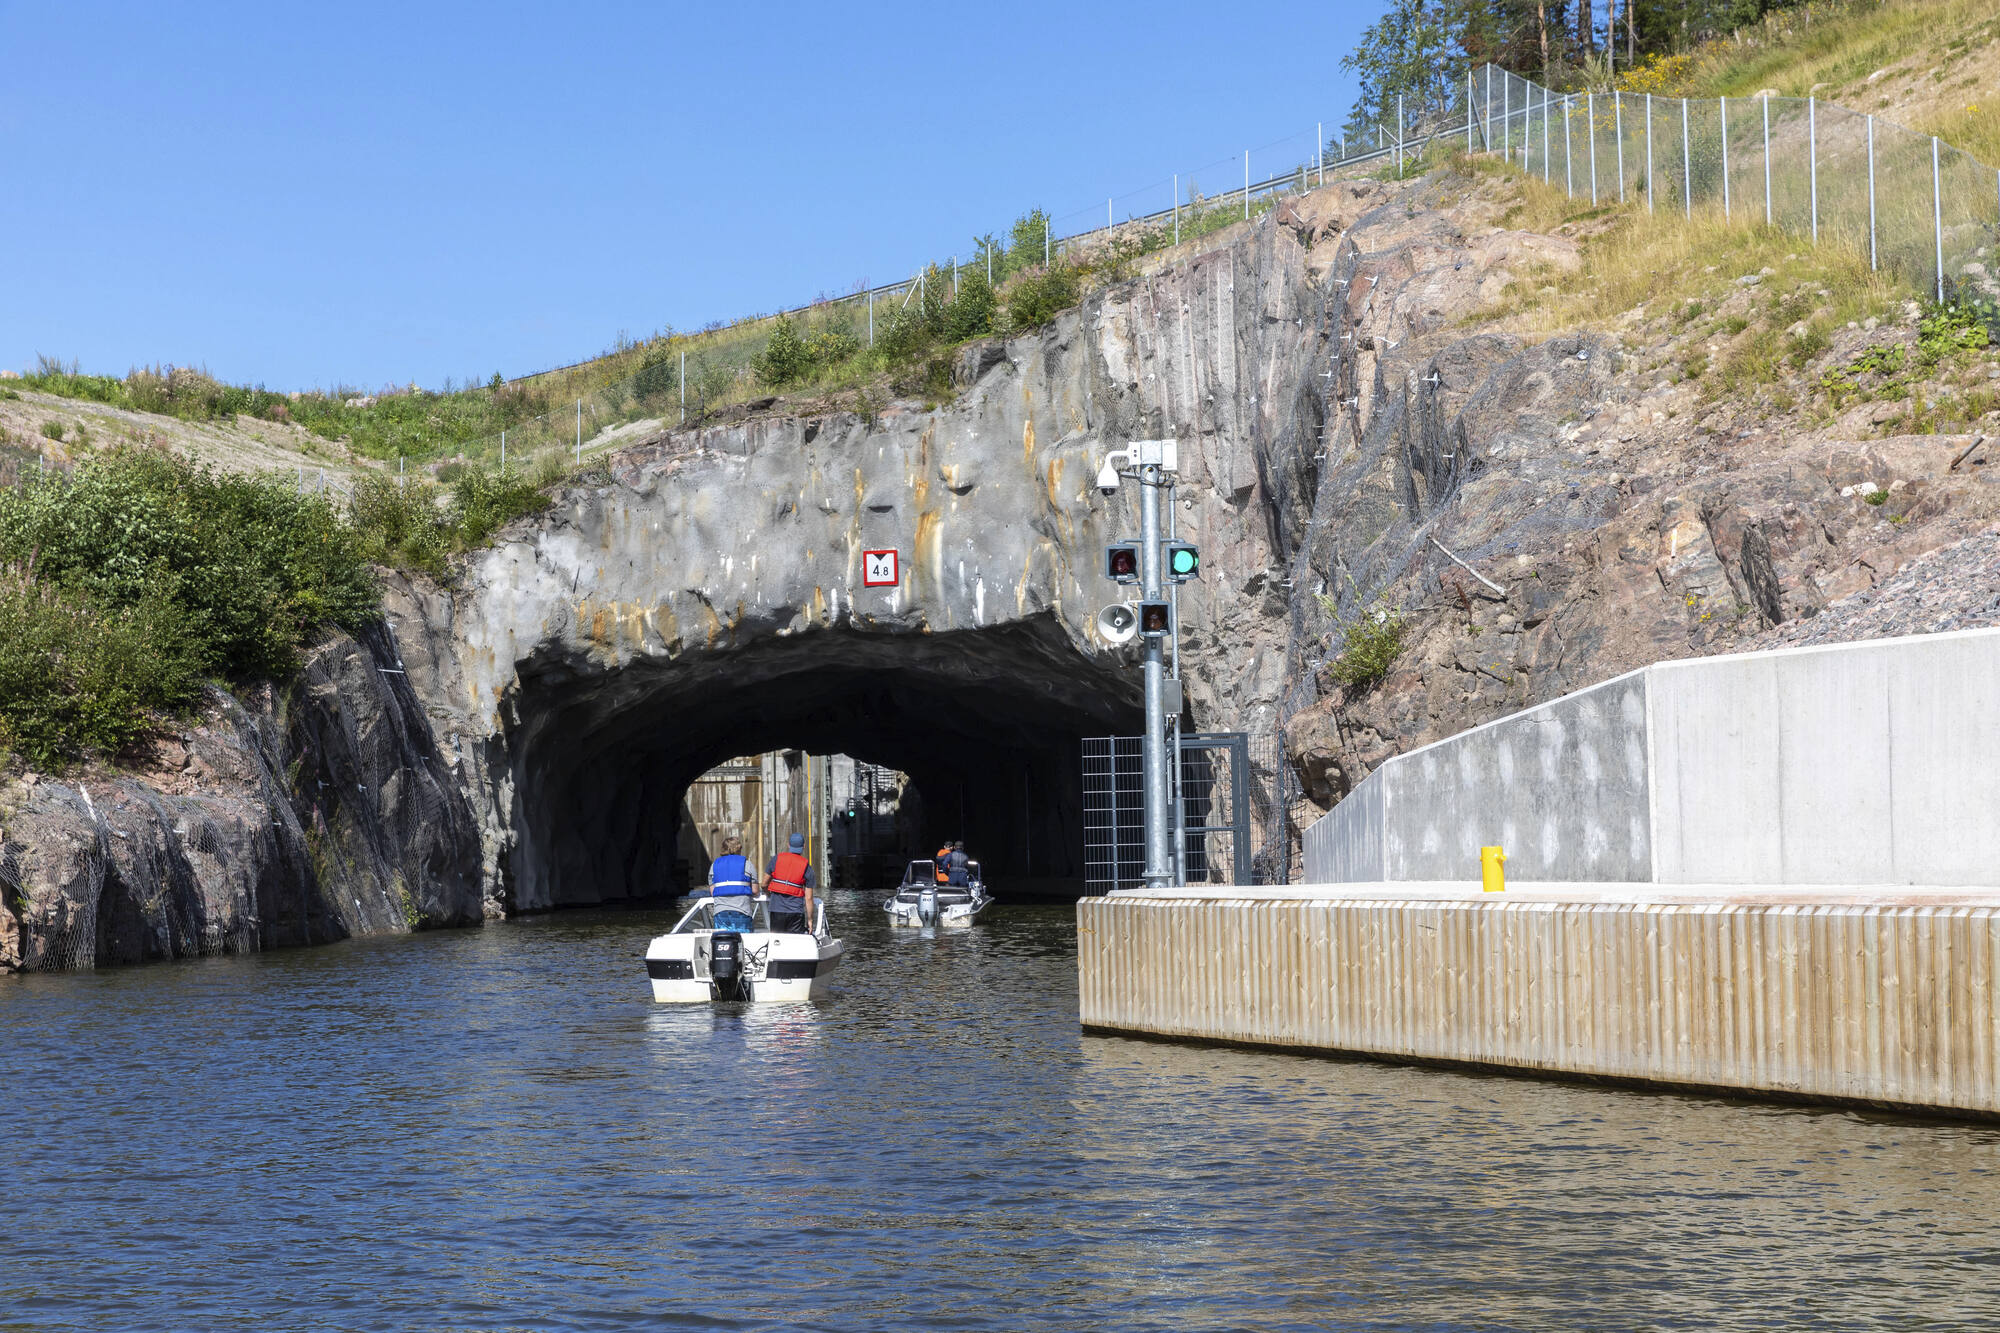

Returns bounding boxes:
[502,614,1143,911]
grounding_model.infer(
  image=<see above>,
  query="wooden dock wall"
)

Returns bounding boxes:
[1077,890,2000,1117]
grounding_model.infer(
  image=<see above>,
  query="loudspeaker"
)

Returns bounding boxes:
[1095,602,1139,646]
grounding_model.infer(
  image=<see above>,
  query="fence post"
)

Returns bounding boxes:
[1044,221,1049,266]
[681,350,687,415]
[1467,72,1475,152]
[1616,91,1624,202]
[1244,150,1250,219]
[1543,85,1551,183]
[1868,116,1878,271]
[1503,73,1510,162]
[1316,125,1323,184]
[1485,66,1493,150]
[1764,96,1772,227]
[501,428,506,469]
[574,398,581,464]
[1721,97,1730,220]
[1108,200,1112,232]
[1679,98,1691,218]
[954,255,960,294]
[1565,96,1574,197]
[1646,95,1654,214]
[867,294,874,347]
[1588,92,1597,204]
[1173,173,1180,245]
[1398,93,1405,175]
[1934,135,1946,304]
[1810,97,1819,243]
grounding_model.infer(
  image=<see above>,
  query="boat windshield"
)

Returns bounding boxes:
[671,894,771,934]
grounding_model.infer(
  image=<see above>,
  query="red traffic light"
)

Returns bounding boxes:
[1138,600,1171,635]
[1105,543,1140,583]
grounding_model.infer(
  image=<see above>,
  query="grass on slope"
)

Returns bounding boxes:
[1691,0,2000,163]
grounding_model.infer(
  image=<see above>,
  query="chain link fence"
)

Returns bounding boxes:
[1469,63,2000,312]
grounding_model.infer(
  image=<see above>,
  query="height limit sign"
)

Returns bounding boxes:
[862,549,900,587]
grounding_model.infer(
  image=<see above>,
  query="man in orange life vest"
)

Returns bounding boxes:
[764,832,817,933]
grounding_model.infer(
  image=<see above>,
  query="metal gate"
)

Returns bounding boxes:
[1082,732,1293,893]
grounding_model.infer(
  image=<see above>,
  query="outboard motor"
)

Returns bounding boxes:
[917,886,939,926]
[709,931,747,1001]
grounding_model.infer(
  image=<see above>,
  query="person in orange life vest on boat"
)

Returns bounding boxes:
[708,834,755,932]
[934,844,952,884]
[764,832,817,934]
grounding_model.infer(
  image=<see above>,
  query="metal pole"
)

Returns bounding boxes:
[1810,98,1819,243]
[1681,98,1691,218]
[1543,85,1551,183]
[501,429,506,470]
[1467,70,1475,152]
[1317,123,1323,184]
[1868,117,1878,270]
[1044,222,1049,266]
[575,398,581,464]
[1139,459,1171,889]
[1503,74,1510,162]
[1935,135,1946,304]
[1616,91,1625,202]
[1397,93,1404,176]
[1173,173,1179,245]
[1108,199,1112,232]
[953,255,959,295]
[1721,97,1730,219]
[1244,150,1250,219]
[1646,95,1654,214]
[1588,92,1597,204]
[1764,96,1772,226]
[1485,66,1493,151]
[1565,96,1574,197]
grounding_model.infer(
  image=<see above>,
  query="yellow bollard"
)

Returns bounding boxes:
[1480,845,1507,893]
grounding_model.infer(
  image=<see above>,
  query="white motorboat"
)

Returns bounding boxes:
[883,859,992,927]
[644,894,844,1003]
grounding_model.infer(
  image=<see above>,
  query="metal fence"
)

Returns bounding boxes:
[1468,63,2000,309]
[1083,731,1300,893]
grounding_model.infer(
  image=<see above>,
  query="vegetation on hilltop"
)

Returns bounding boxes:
[0,452,379,768]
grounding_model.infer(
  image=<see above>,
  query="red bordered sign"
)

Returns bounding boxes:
[862,549,900,587]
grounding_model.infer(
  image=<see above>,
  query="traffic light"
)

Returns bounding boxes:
[1138,600,1172,636]
[1105,542,1140,584]
[1164,541,1200,583]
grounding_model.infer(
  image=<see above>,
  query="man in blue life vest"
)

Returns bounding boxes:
[764,832,817,933]
[947,841,970,888]
[708,833,755,932]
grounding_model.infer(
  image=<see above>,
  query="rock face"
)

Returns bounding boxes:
[9,169,2000,970]
[0,625,482,971]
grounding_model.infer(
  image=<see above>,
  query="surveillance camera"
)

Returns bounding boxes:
[1096,460,1122,495]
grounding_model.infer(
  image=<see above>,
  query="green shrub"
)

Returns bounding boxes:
[943,271,997,341]
[1917,302,1988,366]
[349,475,451,579]
[752,319,813,388]
[0,574,205,767]
[0,451,378,766]
[451,467,550,547]
[40,419,65,441]
[1328,606,1409,689]
[1006,263,1082,331]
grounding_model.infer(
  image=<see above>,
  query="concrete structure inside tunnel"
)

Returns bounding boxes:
[502,614,1143,910]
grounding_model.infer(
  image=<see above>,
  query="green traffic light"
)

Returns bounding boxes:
[1170,547,1198,576]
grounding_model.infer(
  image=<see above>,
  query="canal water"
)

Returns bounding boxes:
[5,894,1999,1331]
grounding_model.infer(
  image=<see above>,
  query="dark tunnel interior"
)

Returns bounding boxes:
[503,615,1145,907]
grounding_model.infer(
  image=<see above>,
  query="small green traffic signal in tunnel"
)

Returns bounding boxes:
[1138,601,1171,636]
[1105,543,1140,583]
[1165,542,1200,582]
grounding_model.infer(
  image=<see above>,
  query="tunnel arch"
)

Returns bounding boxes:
[500,613,1143,909]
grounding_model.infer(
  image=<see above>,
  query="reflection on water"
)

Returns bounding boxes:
[4,891,1998,1331]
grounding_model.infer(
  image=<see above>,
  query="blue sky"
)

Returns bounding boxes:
[3,1,1389,392]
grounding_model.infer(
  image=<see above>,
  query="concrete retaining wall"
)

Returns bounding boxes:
[1078,886,2000,1117]
[1303,628,2000,888]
